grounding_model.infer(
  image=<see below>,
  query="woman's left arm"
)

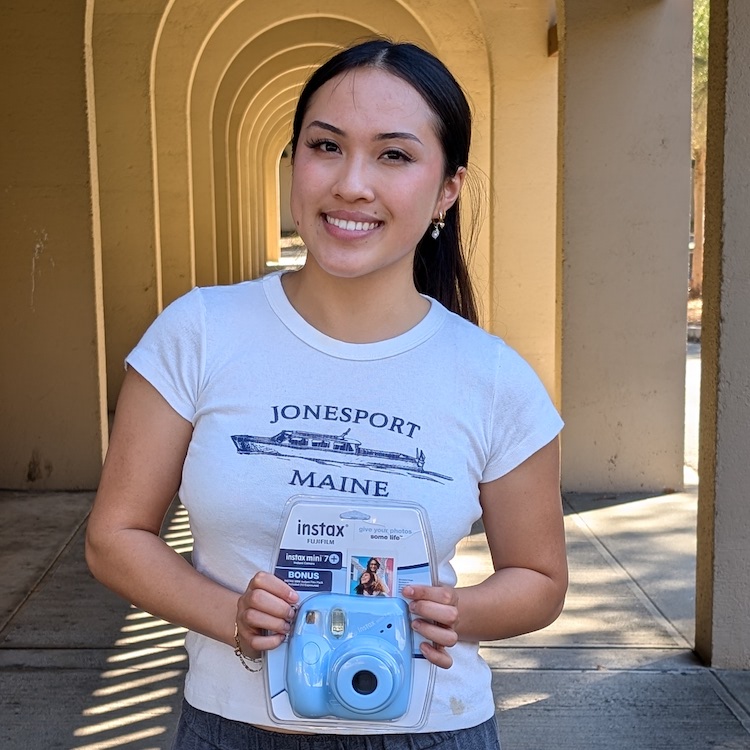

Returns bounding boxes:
[456,435,567,640]
[404,437,567,664]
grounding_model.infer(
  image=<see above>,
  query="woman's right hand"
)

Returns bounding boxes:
[235,572,300,654]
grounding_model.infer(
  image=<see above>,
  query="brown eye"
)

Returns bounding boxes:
[382,149,412,163]
[305,138,340,154]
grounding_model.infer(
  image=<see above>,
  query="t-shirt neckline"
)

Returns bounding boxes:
[262,272,447,361]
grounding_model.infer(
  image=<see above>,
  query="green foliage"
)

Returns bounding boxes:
[692,0,709,155]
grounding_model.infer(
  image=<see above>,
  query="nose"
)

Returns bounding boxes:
[332,155,375,203]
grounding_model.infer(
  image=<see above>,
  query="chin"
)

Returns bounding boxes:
[304,251,414,285]
[302,254,375,280]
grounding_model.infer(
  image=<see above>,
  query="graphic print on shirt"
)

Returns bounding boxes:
[230,402,453,495]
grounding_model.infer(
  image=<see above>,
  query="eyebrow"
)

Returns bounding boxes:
[307,120,344,136]
[306,120,423,145]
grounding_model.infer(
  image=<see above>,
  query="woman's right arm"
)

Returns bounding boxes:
[85,367,297,653]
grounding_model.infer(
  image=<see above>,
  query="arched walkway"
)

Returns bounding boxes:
[91,0,492,409]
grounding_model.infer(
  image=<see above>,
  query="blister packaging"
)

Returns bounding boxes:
[265,495,437,732]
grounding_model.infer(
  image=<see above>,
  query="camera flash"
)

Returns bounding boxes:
[330,607,346,637]
[305,611,319,625]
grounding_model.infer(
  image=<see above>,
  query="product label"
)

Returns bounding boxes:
[265,496,436,733]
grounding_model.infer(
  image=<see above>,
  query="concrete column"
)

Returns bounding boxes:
[0,2,107,489]
[558,0,692,491]
[91,2,165,410]
[478,0,559,397]
[695,0,750,669]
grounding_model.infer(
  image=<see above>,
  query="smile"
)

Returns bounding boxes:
[324,215,382,232]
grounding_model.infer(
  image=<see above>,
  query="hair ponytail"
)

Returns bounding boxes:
[414,204,477,324]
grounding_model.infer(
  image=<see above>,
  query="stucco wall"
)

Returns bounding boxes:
[91,5,164,413]
[89,0,493,406]
[0,3,107,489]
[695,0,750,670]
[558,0,692,492]
[477,1,559,397]
[0,0,695,498]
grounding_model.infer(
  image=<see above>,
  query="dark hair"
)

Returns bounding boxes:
[355,570,386,596]
[291,39,478,324]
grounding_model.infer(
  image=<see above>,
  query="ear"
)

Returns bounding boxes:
[435,166,466,216]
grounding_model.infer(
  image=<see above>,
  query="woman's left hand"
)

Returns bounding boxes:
[402,585,459,669]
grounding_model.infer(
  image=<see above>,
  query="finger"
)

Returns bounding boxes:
[408,600,459,629]
[242,587,298,623]
[245,631,287,653]
[240,608,292,637]
[250,571,299,604]
[419,641,453,669]
[238,590,298,638]
[403,585,457,607]
[411,618,459,648]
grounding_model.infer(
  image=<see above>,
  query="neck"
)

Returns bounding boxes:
[280,263,430,344]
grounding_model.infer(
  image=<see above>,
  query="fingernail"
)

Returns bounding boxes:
[403,586,414,597]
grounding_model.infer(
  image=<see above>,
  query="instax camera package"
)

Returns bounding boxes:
[265,495,438,732]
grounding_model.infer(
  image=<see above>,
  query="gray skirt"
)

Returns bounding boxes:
[171,700,501,750]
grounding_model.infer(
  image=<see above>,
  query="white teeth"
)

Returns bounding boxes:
[325,215,379,231]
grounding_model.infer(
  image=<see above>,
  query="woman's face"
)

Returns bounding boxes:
[367,559,378,572]
[290,68,463,285]
[360,571,372,585]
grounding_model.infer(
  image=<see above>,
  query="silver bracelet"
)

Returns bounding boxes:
[233,622,263,672]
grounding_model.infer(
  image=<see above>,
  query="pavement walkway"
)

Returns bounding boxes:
[2,345,749,749]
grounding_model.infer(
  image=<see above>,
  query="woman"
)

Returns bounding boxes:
[354,571,381,596]
[355,570,388,597]
[365,557,390,594]
[354,570,373,595]
[86,38,567,749]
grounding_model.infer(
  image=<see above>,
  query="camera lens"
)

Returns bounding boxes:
[351,670,378,696]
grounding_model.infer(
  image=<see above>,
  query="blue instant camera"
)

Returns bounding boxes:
[286,593,413,721]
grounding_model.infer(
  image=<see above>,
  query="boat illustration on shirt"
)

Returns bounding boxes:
[231,428,427,472]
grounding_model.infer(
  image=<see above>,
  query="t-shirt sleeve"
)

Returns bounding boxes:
[481,344,564,483]
[124,287,205,423]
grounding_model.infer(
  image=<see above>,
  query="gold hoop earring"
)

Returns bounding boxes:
[431,211,446,240]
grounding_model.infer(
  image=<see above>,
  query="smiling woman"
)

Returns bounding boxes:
[285,66,462,333]
[286,40,477,334]
[86,37,567,750]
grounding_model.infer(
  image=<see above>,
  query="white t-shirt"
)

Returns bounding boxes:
[125,271,563,733]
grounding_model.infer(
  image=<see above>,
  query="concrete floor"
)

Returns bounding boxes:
[2,346,749,749]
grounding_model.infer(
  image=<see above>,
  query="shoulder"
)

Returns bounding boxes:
[436,306,527,371]
[188,276,265,310]
[139,277,267,349]
[161,277,269,330]
[435,303,502,349]
[432,306,554,407]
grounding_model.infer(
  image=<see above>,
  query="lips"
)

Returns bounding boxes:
[324,214,382,232]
